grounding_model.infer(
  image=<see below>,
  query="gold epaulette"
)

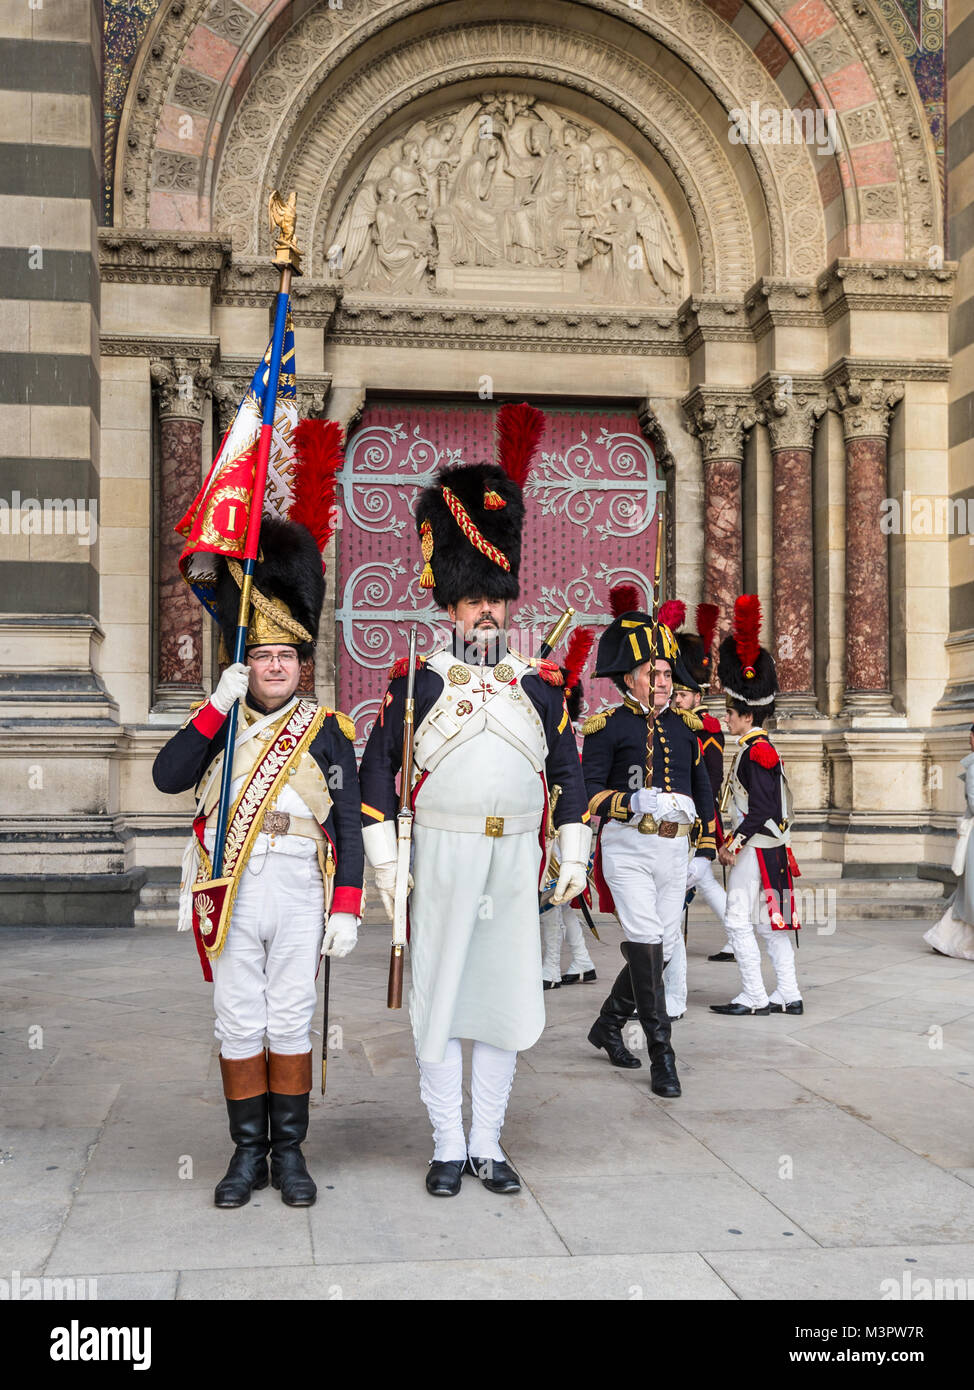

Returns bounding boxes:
[582,709,613,736]
[323,708,356,743]
[675,707,704,732]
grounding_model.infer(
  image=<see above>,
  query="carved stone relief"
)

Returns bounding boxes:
[325,95,686,304]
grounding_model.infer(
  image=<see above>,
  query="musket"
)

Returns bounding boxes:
[539,606,574,660]
[320,955,331,1095]
[388,627,418,1009]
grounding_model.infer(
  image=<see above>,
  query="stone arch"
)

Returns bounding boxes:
[114,0,941,271]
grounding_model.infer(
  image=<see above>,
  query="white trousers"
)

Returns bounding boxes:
[724,848,801,1008]
[601,821,689,1015]
[541,903,595,982]
[210,844,324,1058]
[417,1038,518,1162]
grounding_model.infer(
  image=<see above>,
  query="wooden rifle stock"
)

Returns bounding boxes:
[388,630,417,1009]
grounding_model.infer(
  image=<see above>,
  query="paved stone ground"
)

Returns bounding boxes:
[2,908,974,1301]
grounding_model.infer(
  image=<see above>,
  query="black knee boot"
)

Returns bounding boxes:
[268,1051,317,1207]
[214,1054,270,1208]
[588,958,642,1068]
[620,941,681,1098]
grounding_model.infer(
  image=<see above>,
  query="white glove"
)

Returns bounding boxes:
[551,822,592,906]
[373,861,398,919]
[211,662,250,714]
[630,788,657,815]
[321,912,358,958]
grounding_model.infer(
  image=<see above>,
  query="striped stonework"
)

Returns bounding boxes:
[0,0,102,631]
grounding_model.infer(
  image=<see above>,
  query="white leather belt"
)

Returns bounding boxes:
[413,808,539,836]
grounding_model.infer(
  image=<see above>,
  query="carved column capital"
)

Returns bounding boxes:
[682,390,756,462]
[150,355,213,422]
[828,373,904,441]
[753,378,827,452]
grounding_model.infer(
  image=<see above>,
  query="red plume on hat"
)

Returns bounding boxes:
[495,402,545,491]
[563,626,594,692]
[609,583,643,618]
[657,599,686,633]
[290,419,344,563]
[732,594,762,678]
[695,603,719,660]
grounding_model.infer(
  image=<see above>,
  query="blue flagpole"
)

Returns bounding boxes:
[210,269,294,880]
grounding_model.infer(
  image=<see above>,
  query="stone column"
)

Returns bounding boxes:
[150,356,213,713]
[683,392,755,643]
[831,374,904,718]
[755,383,827,717]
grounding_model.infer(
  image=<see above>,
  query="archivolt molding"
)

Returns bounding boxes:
[117,0,938,267]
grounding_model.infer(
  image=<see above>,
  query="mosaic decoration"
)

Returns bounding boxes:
[877,0,945,204]
[335,402,664,749]
[103,0,163,223]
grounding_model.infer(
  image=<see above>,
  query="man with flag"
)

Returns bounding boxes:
[152,288,364,1211]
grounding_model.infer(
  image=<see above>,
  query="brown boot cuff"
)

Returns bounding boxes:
[268,1050,313,1095]
[220,1052,268,1100]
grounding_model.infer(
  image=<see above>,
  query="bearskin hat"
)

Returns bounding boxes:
[413,402,543,609]
[215,513,325,662]
[717,594,778,708]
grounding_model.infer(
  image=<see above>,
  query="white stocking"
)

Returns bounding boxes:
[417,1036,466,1162]
[563,905,595,974]
[541,908,564,983]
[468,1040,517,1162]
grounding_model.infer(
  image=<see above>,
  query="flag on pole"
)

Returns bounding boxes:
[176,315,298,620]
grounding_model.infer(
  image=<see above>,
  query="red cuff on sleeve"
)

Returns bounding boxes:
[332,886,363,916]
[191,701,227,738]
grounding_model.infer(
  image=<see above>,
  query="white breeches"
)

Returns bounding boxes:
[723,848,801,1008]
[686,854,728,921]
[541,903,595,981]
[601,822,689,1014]
[417,1039,518,1162]
[211,844,324,1058]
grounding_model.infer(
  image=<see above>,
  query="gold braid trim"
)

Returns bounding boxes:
[227,559,313,644]
[441,485,511,571]
[676,707,704,732]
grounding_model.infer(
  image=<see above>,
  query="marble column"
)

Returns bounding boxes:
[757,386,826,717]
[684,394,755,646]
[150,356,213,713]
[831,375,904,717]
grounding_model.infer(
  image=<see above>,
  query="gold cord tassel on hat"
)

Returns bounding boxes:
[483,486,505,510]
[419,520,435,589]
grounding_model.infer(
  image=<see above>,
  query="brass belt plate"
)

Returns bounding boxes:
[485,816,505,837]
[263,810,291,835]
[658,821,678,839]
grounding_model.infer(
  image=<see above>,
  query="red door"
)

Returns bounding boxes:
[336,400,665,743]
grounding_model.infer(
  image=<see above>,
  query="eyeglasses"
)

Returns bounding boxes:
[249,650,299,667]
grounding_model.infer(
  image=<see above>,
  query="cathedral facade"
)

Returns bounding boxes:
[1,0,971,923]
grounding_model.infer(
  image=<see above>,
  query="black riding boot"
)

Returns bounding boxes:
[620,941,681,1098]
[215,1053,270,1208]
[268,1051,317,1207]
[588,959,641,1068]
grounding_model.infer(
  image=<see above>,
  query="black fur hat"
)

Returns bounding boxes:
[215,513,324,661]
[415,461,525,608]
[414,402,545,610]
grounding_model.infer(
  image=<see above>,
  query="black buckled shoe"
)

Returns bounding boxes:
[768,1000,804,1015]
[426,1159,465,1197]
[562,968,597,985]
[708,951,735,962]
[268,1092,317,1206]
[467,1155,521,1194]
[214,1094,270,1208]
[542,978,560,991]
[710,1001,770,1015]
